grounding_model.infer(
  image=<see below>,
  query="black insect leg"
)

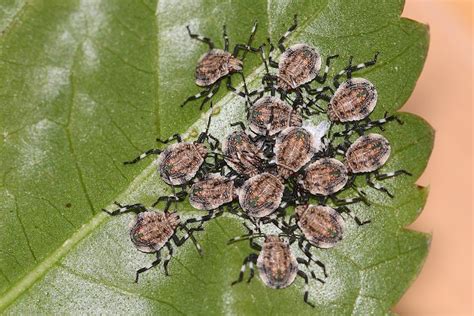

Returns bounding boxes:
[297,239,328,278]
[183,207,225,225]
[156,133,182,144]
[226,75,250,102]
[342,182,370,206]
[266,39,279,69]
[186,25,215,49]
[163,242,174,276]
[231,253,258,285]
[247,81,275,99]
[237,221,262,250]
[197,112,214,144]
[232,43,262,58]
[123,149,162,165]
[241,20,258,60]
[228,233,266,244]
[253,43,277,99]
[375,169,412,180]
[249,238,262,252]
[297,270,315,308]
[259,43,271,76]
[367,113,404,132]
[226,205,253,223]
[334,113,404,138]
[102,202,148,216]
[206,152,226,174]
[135,250,161,283]
[152,191,187,208]
[351,182,367,198]
[287,213,298,227]
[200,82,221,110]
[261,211,293,233]
[173,224,204,256]
[333,139,352,157]
[186,227,204,256]
[230,121,247,131]
[333,56,353,88]
[181,86,212,107]
[300,96,328,121]
[347,52,379,79]
[333,52,379,88]
[366,173,394,198]
[278,15,298,53]
[207,135,221,151]
[297,257,326,284]
[314,54,339,84]
[302,84,334,98]
[330,193,368,206]
[336,205,371,226]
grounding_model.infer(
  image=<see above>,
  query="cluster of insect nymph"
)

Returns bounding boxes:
[103,16,411,308]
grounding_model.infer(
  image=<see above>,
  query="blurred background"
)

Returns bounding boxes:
[394,1,472,315]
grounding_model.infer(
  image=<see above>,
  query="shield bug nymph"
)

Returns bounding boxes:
[301,158,348,196]
[274,121,330,178]
[257,235,298,289]
[345,133,391,173]
[343,133,411,197]
[124,115,217,188]
[248,96,303,136]
[295,204,345,248]
[182,22,261,109]
[102,203,204,282]
[277,43,322,92]
[189,174,236,210]
[289,204,369,255]
[326,78,404,137]
[229,234,323,308]
[156,142,208,186]
[306,52,380,115]
[222,130,266,177]
[257,15,338,100]
[297,158,366,206]
[327,78,377,123]
[238,173,284,218]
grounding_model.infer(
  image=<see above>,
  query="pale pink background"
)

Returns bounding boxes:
[393,1,473,315]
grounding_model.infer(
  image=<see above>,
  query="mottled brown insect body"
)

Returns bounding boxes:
[328,78,378,122]
[278,44,321,91]
[189,174,235,210]
[239,173,284,218]
[345,133,391,173]
[129,211,180,253]
[158,142,207,186]
[275,127,315,178]
[249,96,303,136]
[195,49,243,86]
[295,205,344,248]
[302,158,348,196]
[222,131,265,177]
[257,235,298,289]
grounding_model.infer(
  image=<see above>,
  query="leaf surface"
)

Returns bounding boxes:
[0,0,432,314]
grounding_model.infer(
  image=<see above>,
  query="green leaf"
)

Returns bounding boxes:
[0,0,432,314]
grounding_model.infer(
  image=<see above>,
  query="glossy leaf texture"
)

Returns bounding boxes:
[0,0,432,314]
